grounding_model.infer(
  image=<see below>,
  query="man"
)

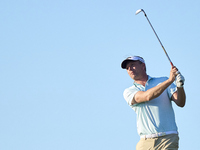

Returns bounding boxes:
[121,56,186,150]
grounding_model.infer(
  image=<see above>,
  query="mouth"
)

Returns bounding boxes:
[130,72,135,76]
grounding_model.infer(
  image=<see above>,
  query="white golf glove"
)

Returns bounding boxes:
[175,72,185,88]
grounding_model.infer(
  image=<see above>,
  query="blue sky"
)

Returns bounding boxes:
[0,0,199,150]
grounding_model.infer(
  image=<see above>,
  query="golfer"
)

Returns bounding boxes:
[121,56,186,150]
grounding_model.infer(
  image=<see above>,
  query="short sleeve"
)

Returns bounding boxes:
[167,82,177,100]
[123,86,140,106]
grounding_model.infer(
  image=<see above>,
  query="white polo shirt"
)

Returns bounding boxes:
[123,76,178,136]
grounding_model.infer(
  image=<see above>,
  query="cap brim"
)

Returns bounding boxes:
[121,56,145,69]
[121,60,132,69]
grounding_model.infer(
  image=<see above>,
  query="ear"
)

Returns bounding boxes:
[142,63,146,72]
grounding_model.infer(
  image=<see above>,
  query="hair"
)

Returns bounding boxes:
[138,60,146,72]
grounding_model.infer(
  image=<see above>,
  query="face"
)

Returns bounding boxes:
[126,61,145,80]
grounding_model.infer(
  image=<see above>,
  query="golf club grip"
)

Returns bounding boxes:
[161,46,173,67]
[170,62,174,67]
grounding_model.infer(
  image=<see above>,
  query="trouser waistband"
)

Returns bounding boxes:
[140,131,178,139]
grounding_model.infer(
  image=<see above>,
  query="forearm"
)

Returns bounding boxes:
[133,79,173,104]
[173,87,186,107]
[147,79,173,100]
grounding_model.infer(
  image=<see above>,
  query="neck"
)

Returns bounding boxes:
[134,74,148,86]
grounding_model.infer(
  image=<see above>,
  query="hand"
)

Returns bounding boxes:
[175,72,185,88]
[169,66,178,82]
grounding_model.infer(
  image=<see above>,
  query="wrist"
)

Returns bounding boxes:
[176,82,184,88]
[167,78,174,84]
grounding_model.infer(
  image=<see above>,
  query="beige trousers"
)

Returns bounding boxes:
[136,134,179,150]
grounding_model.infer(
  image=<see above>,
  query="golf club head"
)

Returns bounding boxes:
[135,9,146,16]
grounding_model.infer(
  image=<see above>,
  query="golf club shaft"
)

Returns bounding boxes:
[144,14,174,67]
[136,9,184,86]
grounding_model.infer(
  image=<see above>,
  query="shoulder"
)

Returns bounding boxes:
[124,85,138,92]
[149,76,168,82]
[123,85,140,95]
[147,76,169,87]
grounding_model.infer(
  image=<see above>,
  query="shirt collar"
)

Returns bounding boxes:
[133,75,152,86]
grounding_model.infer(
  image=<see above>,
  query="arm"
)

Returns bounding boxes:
[131,66,177,105]
[171,87,186,108]
[132,79,173,105]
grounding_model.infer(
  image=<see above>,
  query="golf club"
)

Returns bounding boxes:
[135,9,173,67]
[136,9,184,86]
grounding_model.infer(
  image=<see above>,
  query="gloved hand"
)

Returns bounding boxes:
[175,72,185,88]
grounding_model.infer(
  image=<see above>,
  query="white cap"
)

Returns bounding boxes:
[121,56,145,69]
